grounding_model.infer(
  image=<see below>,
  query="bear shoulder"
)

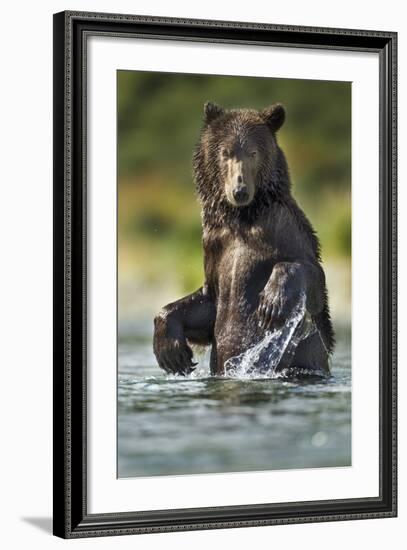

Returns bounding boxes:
[269,200,321,262]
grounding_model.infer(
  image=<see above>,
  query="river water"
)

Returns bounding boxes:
[118,327,351,478]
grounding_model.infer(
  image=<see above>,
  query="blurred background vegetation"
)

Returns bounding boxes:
[118,71,351,332]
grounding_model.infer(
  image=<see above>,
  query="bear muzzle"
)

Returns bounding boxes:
[224,157,256,207]
[232,184,250,204]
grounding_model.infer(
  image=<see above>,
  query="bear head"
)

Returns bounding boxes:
[193,102,289,226]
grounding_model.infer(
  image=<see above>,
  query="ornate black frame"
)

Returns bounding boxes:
[53,10,397,538]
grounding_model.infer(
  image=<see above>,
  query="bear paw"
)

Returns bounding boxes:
[153,335,197,376]
[257,263,306,330]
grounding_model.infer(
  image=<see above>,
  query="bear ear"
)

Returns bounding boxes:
[203,101,224,125]
[262,103,286,132]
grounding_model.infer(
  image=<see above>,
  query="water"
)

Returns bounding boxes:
[118,326,351,478]
[224,292,322,376]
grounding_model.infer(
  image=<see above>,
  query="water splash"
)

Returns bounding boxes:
[224,292,320,378]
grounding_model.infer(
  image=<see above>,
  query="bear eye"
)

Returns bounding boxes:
[249,151,257,158]
[222,148,230,159]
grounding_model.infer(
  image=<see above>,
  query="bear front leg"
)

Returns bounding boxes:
[257,261,325,330]
[153,287,216,375]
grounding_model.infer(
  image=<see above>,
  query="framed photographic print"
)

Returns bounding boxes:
[53,11,397,538]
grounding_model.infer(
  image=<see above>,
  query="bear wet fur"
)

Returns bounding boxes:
[153,102,335,376]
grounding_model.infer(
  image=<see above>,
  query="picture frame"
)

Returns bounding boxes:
[53,10,397,538]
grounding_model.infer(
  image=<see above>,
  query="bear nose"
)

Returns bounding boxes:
[233,185,249,203]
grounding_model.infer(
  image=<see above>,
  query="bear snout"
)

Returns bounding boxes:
[232,185,249,204]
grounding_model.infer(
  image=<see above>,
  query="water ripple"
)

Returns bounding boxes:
[118,331,351,477]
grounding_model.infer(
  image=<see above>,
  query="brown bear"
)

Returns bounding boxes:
[153,102,334,376]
